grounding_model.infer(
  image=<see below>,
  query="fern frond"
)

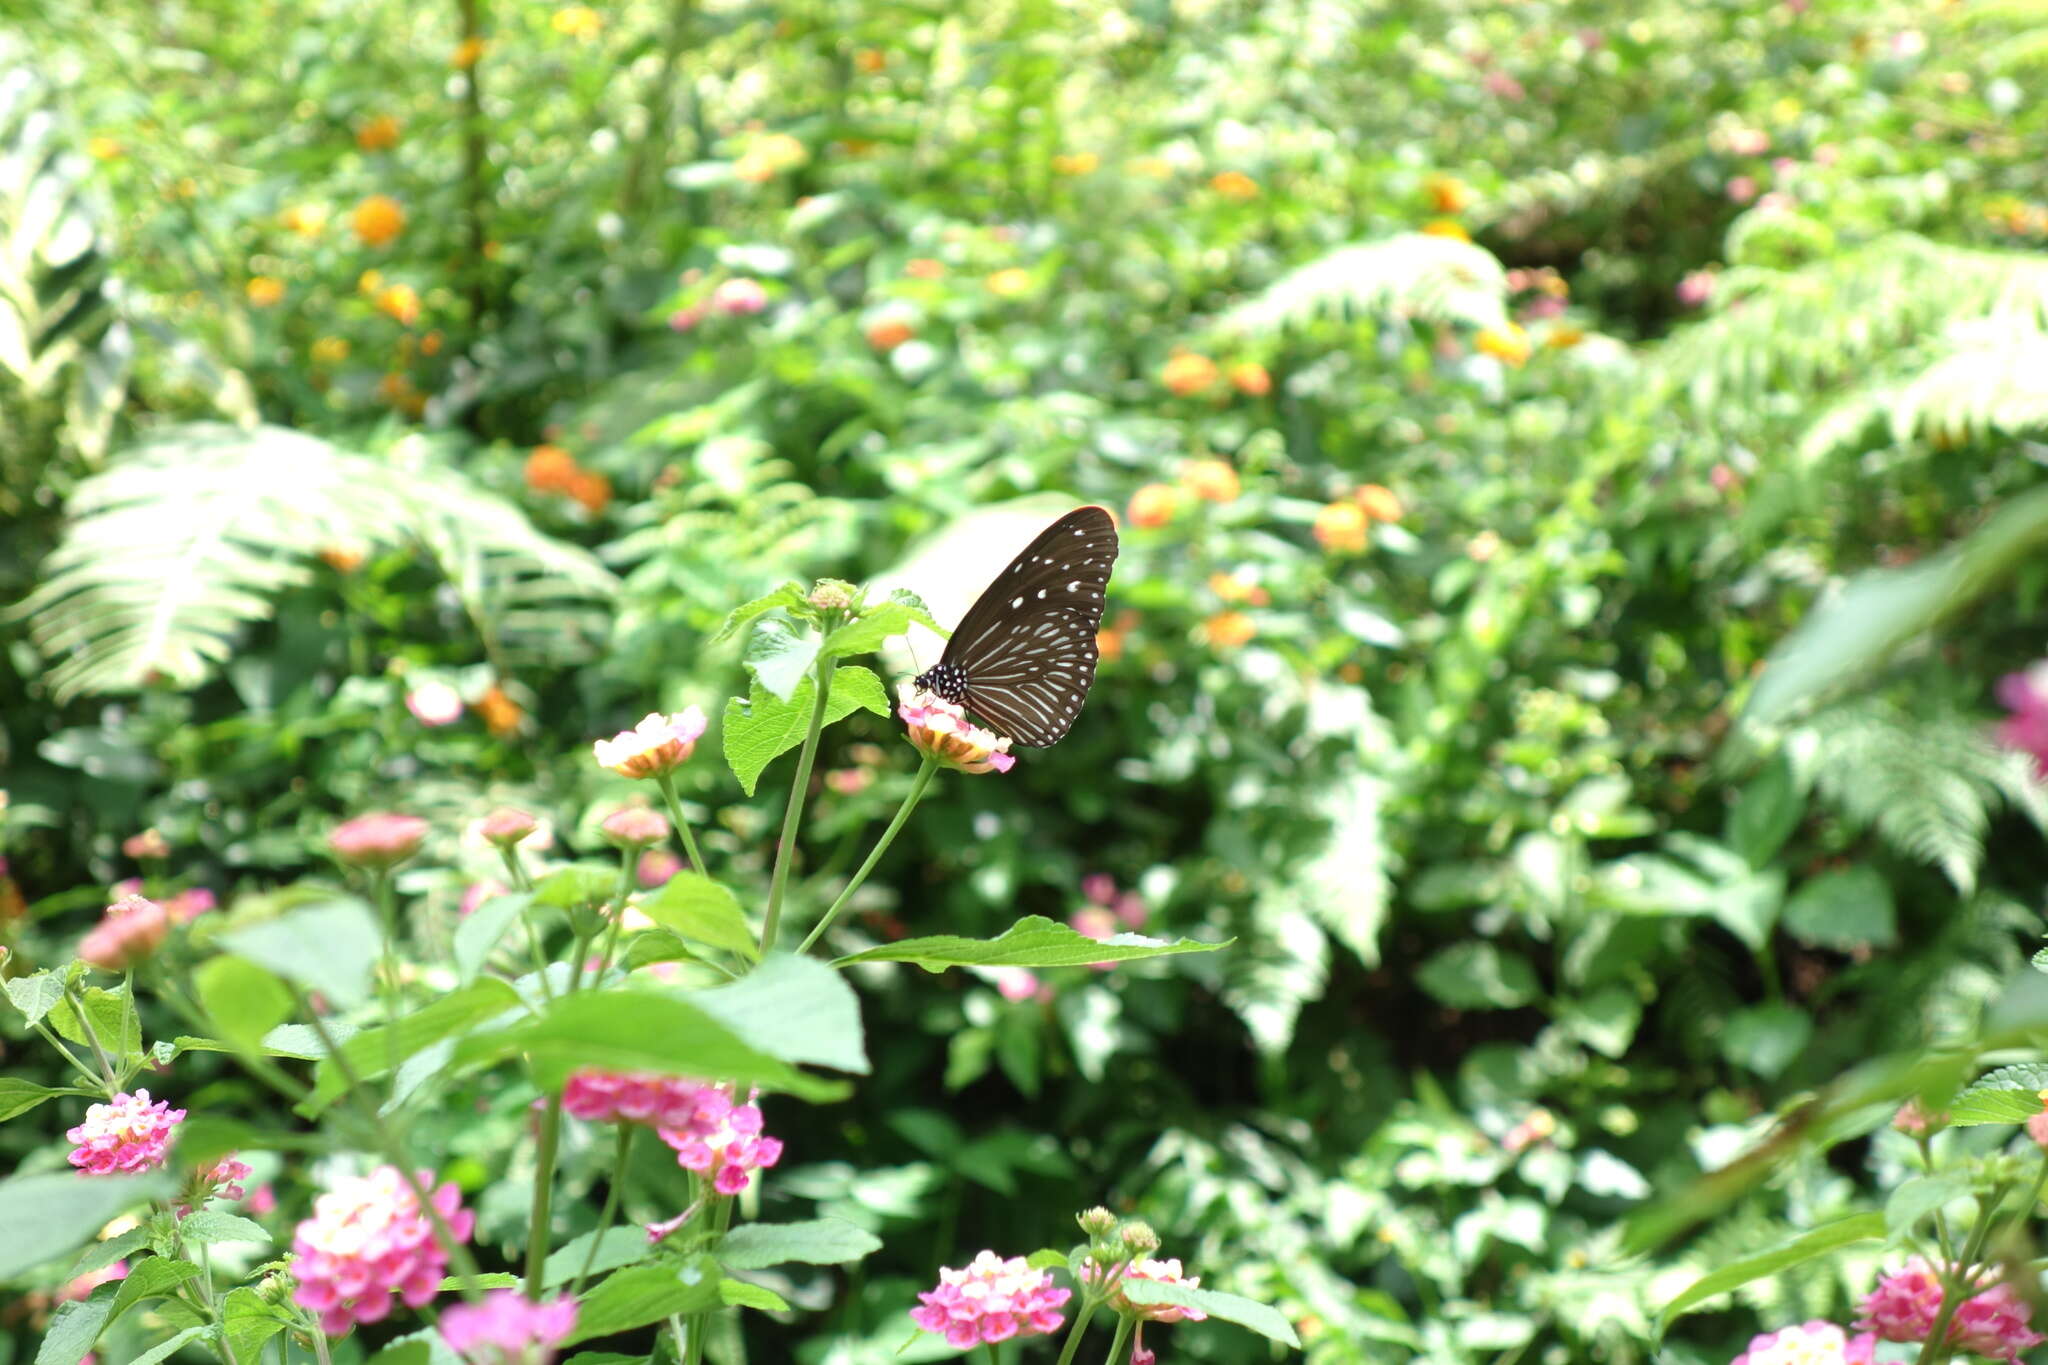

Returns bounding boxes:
[1798,316,2048,461]
[1217,233,1511,336]
[16,423,617,702]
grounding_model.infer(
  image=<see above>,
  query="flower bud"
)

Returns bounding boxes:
[1078,1207,1117,1237]
[329,812,429,869]
[809,579,857,611]
[601,806,669,849]
[479,807,539,848]
[1120,1221,1160,1255]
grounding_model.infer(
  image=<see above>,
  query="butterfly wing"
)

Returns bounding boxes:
[942,506,1119,747]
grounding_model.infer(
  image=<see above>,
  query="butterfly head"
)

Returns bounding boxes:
[912,663,969,705]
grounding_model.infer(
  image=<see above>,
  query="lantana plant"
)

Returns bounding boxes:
[0,578,1254,1364]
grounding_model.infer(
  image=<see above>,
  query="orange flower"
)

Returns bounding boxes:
[1314,501,1370,554]
[1208,571,1268,605]
[355,115,402,152]
[320,543,368,573]
[1096,627,1126,663]
[1051,151,1099,176]
[378,371,425,416]
[1161,351,1219,397]
[1209,170,1259,200]
[1476,323,1532,367]
[551,5,603,38]
[420,329,444,356]
[1422,219,1471,242]
[245,277,286,308]
[1546,324,1585,350]
[1201,611,1256,649]
[281,203,330,237]
[1127,483,1179,528]
[352,194,406,247]
[525,444,579,493]
[477,683,524,737]
[311,336,351,365]
[866,317,916,352]
[984,267,1033,298]
[451,35,487,68]
[1180,458,1240,503]
[1353,484,1404,522]
[1227,361,1272,397]
[854,47,886,73]
[86,135,124,161]
[1423,173,1472,213]
[375,282,421,326]
[567,469,612,514]
[905,258,946,279]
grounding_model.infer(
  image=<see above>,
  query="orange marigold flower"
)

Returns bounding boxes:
[905,257,946,279]
[567,469,612,514]
[984,267,1033,298]
[1314,501,1370,554]
[854,47,886,73]
[551,5,603,38]
[281,203,330,237]
[1423,173,1472,214]
[311,336,351,365]
[86,135,124,161]
[525,444,578,493]
[1422,219,1471,242]
[866,317,916,353]
[1161,352,1219,397]
[1476,323,1531,367]
[1209,170,1258,200]
[451,35,487,68]
[1180,458,1240,503]
[477,683,524,737]
[1227,361,1272,397]
[375,282,421,326]
[1201,611,1256,649]
[355,115,402,152]
[1127,483,1179,529]
[1353,484,1404,522]
[245,276,286,308]
[1051,151,1099,176]
[352,194,406,248]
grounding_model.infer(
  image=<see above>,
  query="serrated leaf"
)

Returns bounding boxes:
[0,1170,176,1279]
[543,1227,651,1289]
[1118,1281,1301,1347]
[129,1325,209,1365]
[35,1281,118,1365]
[1656,1213,1885,1334]
[176,1211,271,1246]
[109,1255,202,1324]
[722,666,890,796]
[639,875,757,960]
[69,1226,149,1277]
[694,955,867,1074]
[1950,1064,2048,1125]
[50,984,141,1063]
[715,1219,882,1270]
[218,899,381,1008]
[220,1286,292,1362]
[715,584,808,642]
[455,892,534,984]
[744,622,822,702]
[1414,943,1541,1010]
[4,969,67,1025]
[834,915,1228,972]
[1884,1173,1973,1236]
[564,1257,721,1344]
[194,955,292,1050]
[720,1278,791,1311]
[823,602,919,658]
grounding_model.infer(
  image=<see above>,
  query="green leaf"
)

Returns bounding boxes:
[128,1325,209,1365]
[715,584,808,642]
[1026,1249,1070,1271]
[744,622,822,702]
[1720,1003,1814,1080]
[308,979,522,1111]
[722,665,891,796]
[35,1281,119,1365]
[5,969,68,1025]
[458,988,846,1101]
[639,875,758,961]
[823,602,920,658]
[194,955,293,1050]
[220,1287,292,1362]
[257,1022,349,1059]
[1117,1281,1302,1348]
[834,915,1229,972]
[543,1227,651,1288]
[1950,1064,2048,1125]
[218,899,381,1008]
[1415,943,1542,1010]
[50,985,141,1063]
[0,1170,175,1279]
[1782,866,1898,950]
[561,1355,649,1365]
[362,1345,433,1365]
[1884,1174,1973,1236]
[534,864,618,909]
[454,892,534,985]
[0,1076,85,1121]
[715,1219,883,1270]
[720,1278,790,1311]
[69,1226,149,1276]
[694,955,868,1074]
[565,1257,721,1344]
[439,1273,521,1291]
[176,1211,270,1246]
[623,930,699,970]
[1656,1213,1885,1334]
[1728,753,1803,867]
[109,1255,202,1323]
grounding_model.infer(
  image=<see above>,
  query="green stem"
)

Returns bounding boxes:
[986,1343,1003,1365]
[61,982,120,1088]
[32,1020,112,1091]
[1052,1300,1103,1365]
[525,1095,565,1298]
[1915,1176,2018,1365]
[592,850,636,984]
[1101,1315,1135,1365]
[654,772,710,881]
[373,869,402,1099]
[502,845,555,1001]
[311,1330,333,1365]
[760,663,834,954]
[572,1125,636,1296]
[498,845,533,893]
[796,755,940,955]
[153,972,312,1103]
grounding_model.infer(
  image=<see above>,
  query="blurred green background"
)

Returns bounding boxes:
[4,0,2048,1360]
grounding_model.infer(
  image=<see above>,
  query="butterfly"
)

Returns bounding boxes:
[913,506,1120,747]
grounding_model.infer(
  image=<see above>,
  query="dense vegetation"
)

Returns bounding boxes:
[4,1,2048,1363]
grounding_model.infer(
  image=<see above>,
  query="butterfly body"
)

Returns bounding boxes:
[913,506,1119,747]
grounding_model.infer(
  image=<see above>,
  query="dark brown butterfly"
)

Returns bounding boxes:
[912,506,1119,747]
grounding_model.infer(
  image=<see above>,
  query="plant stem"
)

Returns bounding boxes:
[501,846,556,1000]
[1052,1301,1102,1365]
[32,1020,111,1091]
[654,772,710,879]
[61,982,120,1088]
[1101,1315,1135,1365]
[525,1095,565,1298]
[310,1330,333,1365]
[796,755,940,955]
[572,1124,636,1296]
[1915,1177,2017,1365]
[681,1194,735,1365]
[761,664,834,954]
[373,868,402,1099]
[592,849,637,985]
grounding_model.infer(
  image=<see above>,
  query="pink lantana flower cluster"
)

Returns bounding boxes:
[658,1086,783,1195]
[291,1166,474,1337]
[1996,661,2048,778]
[78,893,171,969]
[1730,1321,1875,1365]
[1858,1259,2044,1360]
[897,685,1015,774]
[440,1288,577,1364]
[909,1250,1072,1348]
[67,1090,185,1175]
[563,1069,716,1128]
[593,709,707,780]
[178,1153,253,1214]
